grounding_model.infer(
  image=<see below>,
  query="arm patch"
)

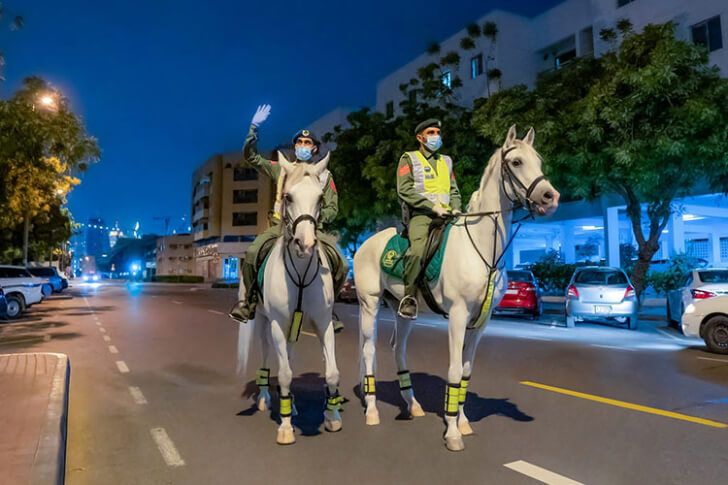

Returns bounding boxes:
[329,179,337,193]
[398,164,411,176]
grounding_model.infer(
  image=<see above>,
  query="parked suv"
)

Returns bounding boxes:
[0,265,44,319]
[565,267,638,330]
[667,268,728,329]
[28,266,65,293]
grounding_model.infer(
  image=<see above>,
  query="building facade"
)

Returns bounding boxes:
[155,234,195,276]
[191,151,275,281]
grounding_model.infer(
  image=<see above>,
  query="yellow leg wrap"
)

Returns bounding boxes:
[363,375,376,395]
[280,395,293,417]
[397,370,412,390]
[288,311,303,343]
[256,368,270,387]
[445,383,460,417]
[326,390,342,411]
[459,377,470,405]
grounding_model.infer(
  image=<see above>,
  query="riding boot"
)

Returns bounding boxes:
[228,261,258,323]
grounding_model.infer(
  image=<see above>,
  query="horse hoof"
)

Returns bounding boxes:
[458,421,474,436]
[276,428,295,445]
[365,412,380,426]
[445,436,465,452]
[410,402,426,417]
[257,398,268,412]
[325,419,342,432]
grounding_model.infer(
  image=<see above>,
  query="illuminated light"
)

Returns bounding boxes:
[56,189,64,195]
[682,214,706,222]
[624,285,635,298]
[685,303,696,314]
[691,289,717,299]
[581,225,604,231]
[567,284,579,298]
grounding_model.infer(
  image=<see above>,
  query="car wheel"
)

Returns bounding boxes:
[5,295,25,319]
[627,316,638,330]
[532,301,543,320]
[703,315,728,355]
[565,315,576,328]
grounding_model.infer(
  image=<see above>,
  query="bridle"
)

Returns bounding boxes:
[499,145,546,216]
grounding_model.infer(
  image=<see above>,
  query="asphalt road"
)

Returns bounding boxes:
[1,281,727,485]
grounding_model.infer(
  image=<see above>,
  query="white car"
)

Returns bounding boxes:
[0,265,44,319]
[667,268,728,327]
[682,295,728,354]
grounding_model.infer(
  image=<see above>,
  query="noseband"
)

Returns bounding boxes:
[500,146,546,215]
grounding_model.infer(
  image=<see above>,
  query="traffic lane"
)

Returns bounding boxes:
[0,288,176,485]
[81,286,726,484]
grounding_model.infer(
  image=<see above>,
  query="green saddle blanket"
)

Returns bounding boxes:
[380,224,453,283]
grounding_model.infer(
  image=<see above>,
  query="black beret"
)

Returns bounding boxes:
[414,118,442,135]
[292,129,321,146]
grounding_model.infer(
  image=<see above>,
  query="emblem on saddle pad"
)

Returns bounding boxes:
[382,249,398,269]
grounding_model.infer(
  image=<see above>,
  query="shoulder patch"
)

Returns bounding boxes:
[270,160,277,165]
[450,171,455,180]
[398,164,411,176]
[329,179,337,194]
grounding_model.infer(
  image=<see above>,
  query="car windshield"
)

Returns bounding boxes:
[574,269,627,285]
[508,271,533,283]
[698,270,728,283]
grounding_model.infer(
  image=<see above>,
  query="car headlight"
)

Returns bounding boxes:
[685,303,696,314]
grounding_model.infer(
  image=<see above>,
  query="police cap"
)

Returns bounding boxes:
[414,118,442,136]
[292,129,321,146]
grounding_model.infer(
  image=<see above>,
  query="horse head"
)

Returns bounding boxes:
[278,150,329,257]
[500,125,559,217]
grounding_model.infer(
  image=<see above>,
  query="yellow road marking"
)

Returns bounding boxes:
[520,381,728,429]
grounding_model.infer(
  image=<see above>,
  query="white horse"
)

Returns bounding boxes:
[353,126,560,451]
[237,151,341,445]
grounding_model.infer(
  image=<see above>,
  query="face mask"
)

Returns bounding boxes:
[295,145,312,161]
[425,135,442,152]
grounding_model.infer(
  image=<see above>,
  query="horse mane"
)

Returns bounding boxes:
[466,148,502,212]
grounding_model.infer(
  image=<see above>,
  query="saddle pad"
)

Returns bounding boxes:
[380,224,452,283]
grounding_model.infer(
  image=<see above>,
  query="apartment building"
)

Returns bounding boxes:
[156,234,194,276]
[191,151,275,281]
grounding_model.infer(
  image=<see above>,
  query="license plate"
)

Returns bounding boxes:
[595,305,612,314]
[506,289,518,295]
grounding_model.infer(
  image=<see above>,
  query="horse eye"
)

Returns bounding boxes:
[512,159,522,167]
[284,194,292,202]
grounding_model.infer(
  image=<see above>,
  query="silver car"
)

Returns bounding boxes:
[565,267,638,330]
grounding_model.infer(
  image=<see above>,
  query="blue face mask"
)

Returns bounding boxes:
[425,135,442,152]
[295,145,312,161]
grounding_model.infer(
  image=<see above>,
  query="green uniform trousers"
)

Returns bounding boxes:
[241,220,349,301]
[403,214,433,295]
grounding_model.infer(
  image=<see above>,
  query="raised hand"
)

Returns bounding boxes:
[251,104,271,127]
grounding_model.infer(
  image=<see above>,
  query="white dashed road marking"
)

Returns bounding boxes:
[208,309,224,315]
[103,335,111,342]
[129,386,148,404]
[591,344,635,351]
[172,300,183,305]
[697,356,728,363]
[656,327,682,341]
[108,345,119,354]
[99,328,106,333]
[504,460,583,485]
[116,361,130,373]
[150,427,185,467]
[96,321,101,326]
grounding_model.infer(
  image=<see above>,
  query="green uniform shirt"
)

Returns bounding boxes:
[243,124,339,227]
[396,147,462,216]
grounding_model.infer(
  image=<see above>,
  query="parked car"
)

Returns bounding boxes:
[667,268,728,328]
[0,265,44,319]
[682,295,728,354]
[27,266,65,293]
[494,270,542,319]
[336,271,357,303]
[0,286,7,320]
[565,266,638,330]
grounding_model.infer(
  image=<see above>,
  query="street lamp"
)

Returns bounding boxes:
[35,91,58,112]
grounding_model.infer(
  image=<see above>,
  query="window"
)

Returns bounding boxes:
[233,189,258,204]
[692,16,723,52]
[687,238,710,259]
[555,49,576,69]
[385,101,394,119]
[169,244,178,250]
[441,70,452,89]
[232,212,257,226]
[698,270,728,283]
[233,167,258,181]
[720,237,728,261]
[617,0,636,7]
[470,54,483,79]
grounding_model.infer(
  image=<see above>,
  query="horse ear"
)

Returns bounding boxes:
[314,152,330,176]
[277,151,294,174]
[504,124,518,148]
[524,126,535,146]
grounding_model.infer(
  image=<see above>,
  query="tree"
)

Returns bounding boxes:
[0,77,99,263]
[473,22,728,297]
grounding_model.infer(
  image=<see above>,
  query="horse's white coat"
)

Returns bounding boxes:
[237,151,342,443]
[353,126,560,451]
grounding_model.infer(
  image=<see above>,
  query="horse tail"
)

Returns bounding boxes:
[236,317,255,375]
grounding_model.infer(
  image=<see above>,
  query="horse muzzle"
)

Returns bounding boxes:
[532,183,560,217]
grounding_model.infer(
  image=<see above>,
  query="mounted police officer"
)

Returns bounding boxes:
[229,104,349,323]
[396,118,462,319]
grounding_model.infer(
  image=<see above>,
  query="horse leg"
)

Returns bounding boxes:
[390,311,425,417]
[359,293,380,425]
[444,305,468,452]
[457,328,483,436]
[319,319,342,432]
[270,319,295,445]
[255,317,272,411]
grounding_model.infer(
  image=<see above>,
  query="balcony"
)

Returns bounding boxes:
[194,182,210,202]
[192,207,209,223]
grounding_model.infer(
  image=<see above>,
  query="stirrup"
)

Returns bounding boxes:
[397,295,418,320]
[228,300,253,323]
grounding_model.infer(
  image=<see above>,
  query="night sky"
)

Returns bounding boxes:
[2,0,563,235]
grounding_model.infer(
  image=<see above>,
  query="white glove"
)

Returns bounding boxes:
[432,205,450,218]
[251,104,271,127]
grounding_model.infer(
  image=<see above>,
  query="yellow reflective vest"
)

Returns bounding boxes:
[406,151,453,210]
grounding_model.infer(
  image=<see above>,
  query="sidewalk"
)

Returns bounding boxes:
[0,353,70,485]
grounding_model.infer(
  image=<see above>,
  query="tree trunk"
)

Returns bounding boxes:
[23,213,30,266]
[629,243,659,300]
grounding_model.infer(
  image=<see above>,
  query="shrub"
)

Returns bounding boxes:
[646,253,701,295]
